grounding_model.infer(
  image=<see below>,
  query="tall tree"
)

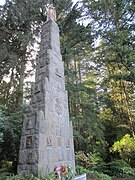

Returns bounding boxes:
[59,2,106,156]
[0,0,75,107]
[82,0,135,151]
[0,0,75,172]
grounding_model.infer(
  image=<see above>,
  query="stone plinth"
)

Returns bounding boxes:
[74,174,87,180]
[18,20,75,177]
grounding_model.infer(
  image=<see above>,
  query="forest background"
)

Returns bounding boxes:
[0,0,135,178]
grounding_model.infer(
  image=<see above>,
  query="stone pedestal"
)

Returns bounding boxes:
[74,174,87,180]
[18,20,75,177]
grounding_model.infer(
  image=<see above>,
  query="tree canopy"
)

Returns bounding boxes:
[0,0,135,174]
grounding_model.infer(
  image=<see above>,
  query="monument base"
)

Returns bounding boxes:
[74,173,87,180]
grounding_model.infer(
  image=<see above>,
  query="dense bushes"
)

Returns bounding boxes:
[110,134,135,165]
[75,151,103,169]
[94,160,135,178]
[0,105,29,173]
[76,165,111,180]
[0,167,111,180]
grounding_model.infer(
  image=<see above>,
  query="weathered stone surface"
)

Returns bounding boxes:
[20,137,26,150]
[26,136,33,148]
[57,137,61,146]
[18,19,75,176]
[27,150,38,164]
[46,136,52,146]
[18,151,27,164]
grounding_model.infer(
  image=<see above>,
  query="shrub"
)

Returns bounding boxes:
[90,159,135,178]
[0,105,29,173]
[110,134,135,164]
[76,165,111,180]
[97,172,112,180]
[75,151,103,169]
[0,168,112,180]
[75,151,91,168]
[75,165,91,175]
[5,172,40,180]
[0,168,11,180]
[105,160,135,177]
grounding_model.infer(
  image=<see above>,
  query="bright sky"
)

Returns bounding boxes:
[0,0,5,5]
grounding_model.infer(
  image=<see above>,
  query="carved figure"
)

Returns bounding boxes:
[27,118,33,129]
[26,136,32,148]
[47,4,56,21]
[55,98,62,115]
[46,136,52,146]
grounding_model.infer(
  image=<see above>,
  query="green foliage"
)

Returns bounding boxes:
[110,134,135,163]
[94,160,135,177]
[0,164,74,179]
[1,161,12,171]
[76,165,111,180]
[0,0,134,177]
[0,168,11,180]
[75,151,91,168]
[76,165,92,175]
[88,151,103,167]
[97,172,112,180]
[0,166,112,180]
[0,104,29,173]
[75,151,103,169]
[6,173,39,180]
[106,160,135,177]
[82,0,135,162]
[44,172,56,180]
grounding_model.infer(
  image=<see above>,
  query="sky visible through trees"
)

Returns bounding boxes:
[0,0,135,177]
[0,0,79,5]
[0,0,5,5]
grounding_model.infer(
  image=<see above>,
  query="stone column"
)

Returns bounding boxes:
[18,19,75,177]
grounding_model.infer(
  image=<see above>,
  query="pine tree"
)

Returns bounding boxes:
[83,0,135,153]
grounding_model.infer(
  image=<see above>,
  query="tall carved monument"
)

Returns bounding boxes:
[18,5,75,177]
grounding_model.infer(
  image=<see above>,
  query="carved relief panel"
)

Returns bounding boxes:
[54,98,63,116]
[26,136,33,148]
[46,136,52,146]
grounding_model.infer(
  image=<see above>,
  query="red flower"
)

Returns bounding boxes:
[61,165,66,173]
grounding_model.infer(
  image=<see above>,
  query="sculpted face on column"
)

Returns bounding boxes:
[47,4,56,22]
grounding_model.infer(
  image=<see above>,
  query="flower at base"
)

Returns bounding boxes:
[63,171,67,175]
[61,165,66,173]
[54,166,61,178]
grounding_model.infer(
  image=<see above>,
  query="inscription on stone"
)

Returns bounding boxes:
[55,98,62,115]
[26,118,33,130]
[46,136,52,146]
[26,136,32,148]
[55,68,61,78]
[66,138,70,148]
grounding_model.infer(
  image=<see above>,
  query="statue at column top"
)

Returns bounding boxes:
[47,4,56,22]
